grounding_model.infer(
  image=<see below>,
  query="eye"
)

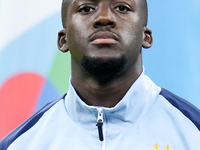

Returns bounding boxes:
[78,6,95,14]
[115,5,131,13]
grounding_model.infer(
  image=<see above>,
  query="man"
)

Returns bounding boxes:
[1,0,200,149]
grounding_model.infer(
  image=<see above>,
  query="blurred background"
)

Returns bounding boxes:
[0,0,199,139]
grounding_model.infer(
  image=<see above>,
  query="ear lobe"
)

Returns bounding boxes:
[57,29,69,52]
[142,27,153,49]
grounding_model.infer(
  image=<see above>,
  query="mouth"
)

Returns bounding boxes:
[88,31,119,44]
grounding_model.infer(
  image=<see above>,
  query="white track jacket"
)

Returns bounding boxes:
[1,72,200,150]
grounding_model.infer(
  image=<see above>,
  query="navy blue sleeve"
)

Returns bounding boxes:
[160,88,200,131]
[0,94,66,150]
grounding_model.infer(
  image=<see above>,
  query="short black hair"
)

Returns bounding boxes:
[61,0,148,28]
[61,0,68,28]
[140,0,148,26]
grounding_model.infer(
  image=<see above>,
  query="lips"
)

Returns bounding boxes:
[89,31,119,44]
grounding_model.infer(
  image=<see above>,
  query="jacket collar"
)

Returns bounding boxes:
[64,70,161,131]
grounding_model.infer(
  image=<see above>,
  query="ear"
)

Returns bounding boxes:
[57,29,69,52]
[142,27,153,49]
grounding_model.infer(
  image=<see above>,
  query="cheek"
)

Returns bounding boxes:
[67,24,87,49]
[66,20,89,61]
[67,26,83,43]
[119,22,143,61]
[121,24,143,47]
[67,15,89,43]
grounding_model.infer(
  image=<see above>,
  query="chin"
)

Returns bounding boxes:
[81,54,127,84]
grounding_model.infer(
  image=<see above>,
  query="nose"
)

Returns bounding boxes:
[93,4,116,28]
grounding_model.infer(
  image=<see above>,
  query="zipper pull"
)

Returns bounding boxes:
[96,108,104,141]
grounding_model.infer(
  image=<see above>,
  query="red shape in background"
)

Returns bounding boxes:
[0,72,45,139]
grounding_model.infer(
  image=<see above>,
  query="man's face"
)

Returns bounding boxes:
[59,0,152,81]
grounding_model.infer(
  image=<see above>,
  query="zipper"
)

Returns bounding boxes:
[96,108,104,141]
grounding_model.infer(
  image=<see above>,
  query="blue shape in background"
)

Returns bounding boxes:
[35,79,61,111]
[0,12,62,85]
[0,12,64,110]
[144,1,200,108]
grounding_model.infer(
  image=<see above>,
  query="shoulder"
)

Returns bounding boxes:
[0,94,66,150]
[159,88,200,131]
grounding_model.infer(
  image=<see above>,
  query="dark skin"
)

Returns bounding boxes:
[58,0,153,108]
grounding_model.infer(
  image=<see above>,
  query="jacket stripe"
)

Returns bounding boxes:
[160,88,200,131]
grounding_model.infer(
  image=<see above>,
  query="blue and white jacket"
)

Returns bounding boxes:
[1,72,200,150]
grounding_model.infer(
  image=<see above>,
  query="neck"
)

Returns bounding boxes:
[71,56,143,108]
